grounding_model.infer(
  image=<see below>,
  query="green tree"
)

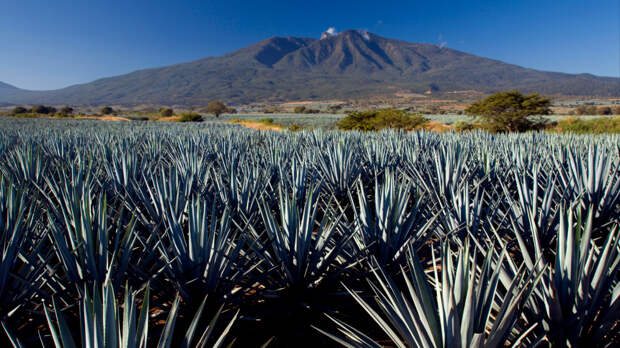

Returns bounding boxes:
[101,106,114,115]
[294,106,307,113]
[159,107,174,117]
[465,90,551,132]
[206,100,227,118]
[337,109,427,131]
[11,106,28,115]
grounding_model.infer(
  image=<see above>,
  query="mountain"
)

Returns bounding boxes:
[1,30,618,106]
[0,81,20,94]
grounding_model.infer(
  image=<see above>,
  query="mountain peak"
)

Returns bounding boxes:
[0,81,19,90]
[320,28,373,41]
[1,32,618,106]
[320,27,338,39]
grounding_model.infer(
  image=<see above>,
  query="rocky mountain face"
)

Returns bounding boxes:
[1,30,618,106]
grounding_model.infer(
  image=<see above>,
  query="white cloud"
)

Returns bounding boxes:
[326,27,337,36]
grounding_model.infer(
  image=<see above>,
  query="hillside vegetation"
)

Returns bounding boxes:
[1,30,618,106]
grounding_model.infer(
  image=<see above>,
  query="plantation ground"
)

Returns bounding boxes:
[0,118,619,347]
[195,113,620,128]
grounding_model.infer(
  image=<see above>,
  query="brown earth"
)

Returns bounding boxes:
[76,115,130,121]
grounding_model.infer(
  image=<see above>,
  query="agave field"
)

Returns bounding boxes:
[0,117,619,347]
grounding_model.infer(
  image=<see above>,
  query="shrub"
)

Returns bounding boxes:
[294,106,306,113]
[31,105,56,114]
[54,106,75,117]
[11,106,28,115]
[60,106,74,115]
[328,105,343,113]
[554,116,620,134]
[177,112,203,122]
[575,105,600,115]
[288,123,305,131]
[597,106,612,115]
[453,121,476,132]
[613,106,620,115]
[100,106,114,115]
[130,116,150,121]
[159,107,174,117]
[337,109,428,131]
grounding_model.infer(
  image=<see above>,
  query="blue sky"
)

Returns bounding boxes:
[1,0,618,90]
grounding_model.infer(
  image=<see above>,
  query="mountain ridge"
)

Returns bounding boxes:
[1,30,618,106]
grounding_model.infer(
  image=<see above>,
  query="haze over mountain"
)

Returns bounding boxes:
[1,30,618,106]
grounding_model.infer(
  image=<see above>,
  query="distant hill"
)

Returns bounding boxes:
[1,30,619,106]
[0,81,20,94]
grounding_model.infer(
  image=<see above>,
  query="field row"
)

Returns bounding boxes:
[0,118,618,347]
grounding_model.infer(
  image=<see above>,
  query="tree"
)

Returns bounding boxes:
[100,106,114,115]
[294,106,307,113]
[206,100,227,118]
[597,106,612,115]
[337,109,427,131]
[465,90,551,132]
[159,107,174,117]
[11,106,28,115]
[613,106,620,115]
